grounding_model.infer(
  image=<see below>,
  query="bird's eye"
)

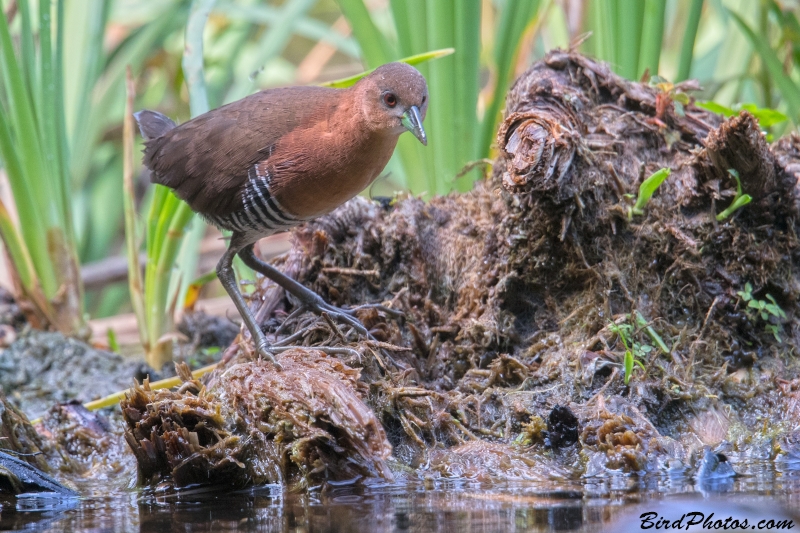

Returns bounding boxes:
[383,92,397,108]
[421,95,427,105]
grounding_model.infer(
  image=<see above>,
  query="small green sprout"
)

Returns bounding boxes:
[737,282,787,342]
[634,311,669,353]
[609,321,649,385]
[628,168,671,219]
[107,328,120,353]
[716,169,752,221]
[649,76,691,116]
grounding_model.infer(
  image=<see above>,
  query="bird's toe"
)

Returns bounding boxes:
[256,339,281,369]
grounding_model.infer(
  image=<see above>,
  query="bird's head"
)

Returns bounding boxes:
[356,62,428,145]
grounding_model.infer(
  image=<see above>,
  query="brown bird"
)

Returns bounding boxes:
[135,62,428,364]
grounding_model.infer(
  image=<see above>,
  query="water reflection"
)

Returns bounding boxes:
[2,466,800,532]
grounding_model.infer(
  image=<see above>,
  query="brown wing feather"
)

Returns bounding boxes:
[142,85,340,216]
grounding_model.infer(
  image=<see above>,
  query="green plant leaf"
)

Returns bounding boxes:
[696,100,736,116]
[729,10,800,123]
[632,167,671,216]
[335,0,394,68]
[225,0,316,102]
[638,0,666,77]
[478,0,543,158]
[737,289,752,301]
[123,68,146,356]
[716,193,752,221]
[766,324,782,343]
[634,310,669,353]
[183,0,216,115]
[671,92,690,105]
[618,0,645,80]
[218,2,359,58]
[321,48,455,88]
[739,103,789,128]
[624,350,634,385]
[107,328,120,353]
[677,0,704,81]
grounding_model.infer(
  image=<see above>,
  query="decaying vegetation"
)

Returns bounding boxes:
[8,51,800,491]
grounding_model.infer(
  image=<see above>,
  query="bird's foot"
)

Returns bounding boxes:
[304,297,372,338]
[286,292,400,340]
[348,302,404,318]
[254,334,282,369]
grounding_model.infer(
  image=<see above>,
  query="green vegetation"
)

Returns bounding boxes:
[321,48,454,88]
[123,0,215,368]
[629,168,671,219]
[737,282,787,342]
[0,0,84,334]
[634,311,670,354]
[716,169,752,221]
[609,320,649,385]
[609,312,669,385]
[696,101,788,127]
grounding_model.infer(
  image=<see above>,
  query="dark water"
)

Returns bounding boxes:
[1,465,799,532]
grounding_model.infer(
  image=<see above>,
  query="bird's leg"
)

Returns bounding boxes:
[216,241,278,365]
[238,244,395,338]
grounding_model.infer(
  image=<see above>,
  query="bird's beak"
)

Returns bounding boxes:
[401,105,427,146]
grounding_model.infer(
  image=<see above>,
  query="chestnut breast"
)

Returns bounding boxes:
[264,111,400,219]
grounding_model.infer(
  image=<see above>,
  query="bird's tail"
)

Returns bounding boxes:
[134,110,176,140]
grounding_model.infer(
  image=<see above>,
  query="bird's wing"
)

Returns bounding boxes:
[142,85,340,216]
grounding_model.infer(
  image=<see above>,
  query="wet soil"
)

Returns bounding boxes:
[0,331,153,420]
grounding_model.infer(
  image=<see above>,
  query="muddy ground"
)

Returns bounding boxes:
[3,51,800,492]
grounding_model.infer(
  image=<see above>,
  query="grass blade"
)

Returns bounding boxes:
[390,0,434,194]
[184,0,215,117]
[336,0,394,67]
[0,198,53,326]
[123,67,146,346]
[217,2,360,58]
[225,0,317,102]
[17,0,36,100]
[677,0,704,81]
[453,0,481,190]
[54,0,74,245]
[618,0,645,80]
[729,9,800,123]
[0,198,36,305]
[426,0,456,194]
[639,0,666,77]
[321,48,454,88]
[0,2,58,297]
[600,0,619,68]
[39,0,66,228]
[70,0,110,198]
[478,0,542,158]
[172,0,216,310]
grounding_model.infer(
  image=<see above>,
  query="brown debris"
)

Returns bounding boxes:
[117,51,800,488]
[121,353,392,489]
[704,112,776,200]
